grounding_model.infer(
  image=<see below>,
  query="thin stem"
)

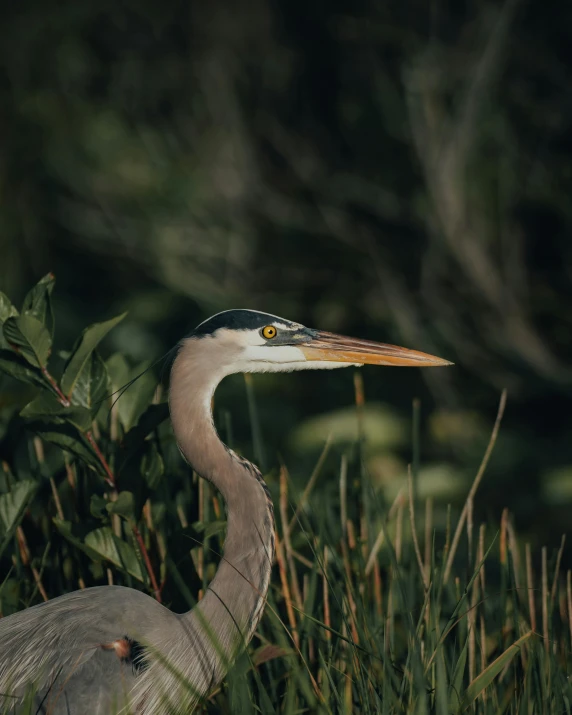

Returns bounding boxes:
[443,389,507,583]
[85,431,116,488]
[41,366,70,406]
[16,526,49,602]
[408,465,428,590]
[132,523,162,603]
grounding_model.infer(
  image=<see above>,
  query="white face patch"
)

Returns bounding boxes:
[209,326,360,374]
[242,344,306,363]
[235,344,360,373]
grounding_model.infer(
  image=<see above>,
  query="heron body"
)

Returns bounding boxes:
[0,310,450,713]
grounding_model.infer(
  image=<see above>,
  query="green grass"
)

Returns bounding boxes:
[1,277,572,713]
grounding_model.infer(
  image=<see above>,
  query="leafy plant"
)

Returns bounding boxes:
[1,276,571,713]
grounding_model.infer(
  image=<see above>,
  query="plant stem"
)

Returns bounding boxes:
[85,430,116,488]
[41,366,70,406]
[132,523,162,603]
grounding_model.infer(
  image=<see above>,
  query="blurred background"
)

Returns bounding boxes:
[1,0,571,546]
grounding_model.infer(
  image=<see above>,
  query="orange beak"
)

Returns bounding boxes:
[299,331,453,367]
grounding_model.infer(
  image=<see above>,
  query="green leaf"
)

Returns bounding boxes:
[151,501,166,526]
[0,350,45,388]
[448,635,468,711]
[458,631,534,711]
[85,526,147,582]
[106,355,157,432]
[0,293,18,326]
[106,352,130,389]
[141,441,164,490]
[21,273,55,336]
[90,494,108,520]
[61,313,126,399]
[3,315,52,369]
[106,491,135,521]
[53,518,102,560]
[71,350,109,413]
[21,393,92,432]
[0,578,21,617]
[30,422,101,471]
[193,520,227,540]
[0,480,38,559]
[123,403,169,452]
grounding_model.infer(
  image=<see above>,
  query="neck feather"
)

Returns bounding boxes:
[146,338,275,709]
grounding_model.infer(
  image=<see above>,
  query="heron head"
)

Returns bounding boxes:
[188,309,452,375]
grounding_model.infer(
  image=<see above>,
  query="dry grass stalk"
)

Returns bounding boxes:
[542,546,548,653]
[346,580,359,646]
[291,548,313,569]
[407,465,428,590]
[467,498,474,569]
[365,488,405,576]
[373,559,382,619]
[16,526,48,602]
[323,547,331,641]
[339,455,348,538]
[444,504,451,562]
[275,530,299,649]
[506,518,521,603]
[443,389,507,583]
[49,478,65,521]
[176,504,188,529]
[64,454,76,492]
[395,499,404,564]
[500,508,509,566]
[287,435,332,533]
[34,437,64,521]
[303,573,315,663]
[424,497,433,581]
[360,511,368,563]
[525,543,536,632]
[551,535,566,604]
[346,519,356,551]
[385,570,394,655]
[279,466,303,611]
[567,571,572,648]
[476,525,487,699]
[339,529,359,645]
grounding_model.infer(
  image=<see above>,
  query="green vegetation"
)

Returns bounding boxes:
[1,276,571,713]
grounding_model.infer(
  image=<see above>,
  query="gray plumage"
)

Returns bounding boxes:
[0,309,451,713]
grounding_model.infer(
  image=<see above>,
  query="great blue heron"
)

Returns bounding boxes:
[0,309,451,714]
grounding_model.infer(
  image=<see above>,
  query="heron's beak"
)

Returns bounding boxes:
[299,331,453,367]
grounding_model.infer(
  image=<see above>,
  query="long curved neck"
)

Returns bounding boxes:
[168,339,275,672]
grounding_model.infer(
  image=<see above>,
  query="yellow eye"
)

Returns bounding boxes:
[262,325,277,339]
